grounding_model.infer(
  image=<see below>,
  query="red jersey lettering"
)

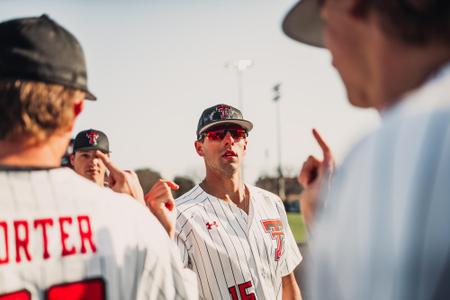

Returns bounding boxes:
[34,218,54,260]
[77,216,96,254]
[0,221,9,264]
[0,289,30,300]
[0,215,95,264]
[14,220,31,263]
[59,217,76,257]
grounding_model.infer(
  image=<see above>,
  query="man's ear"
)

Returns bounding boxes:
[243,140,248,151]
[74,99,84,118]
[195,140,204,157]
[66,99,84,134]
[70,153,75,166]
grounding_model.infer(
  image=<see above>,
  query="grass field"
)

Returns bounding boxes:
[287,213,309,243]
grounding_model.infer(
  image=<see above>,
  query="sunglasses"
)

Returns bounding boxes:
[202,128,248,141]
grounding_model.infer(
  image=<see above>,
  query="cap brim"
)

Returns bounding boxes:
[74,146,109,153]
[282,0,325,48]
[85,90,97,101]
[199,119,254,135]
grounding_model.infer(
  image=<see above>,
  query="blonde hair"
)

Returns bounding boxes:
[0,80,84,142]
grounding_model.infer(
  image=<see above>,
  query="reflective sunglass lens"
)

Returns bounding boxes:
[205,129,247,141]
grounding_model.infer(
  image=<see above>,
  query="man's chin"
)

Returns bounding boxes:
[84,173,99,183]
[346,89,372,108]
[220,163,240,175]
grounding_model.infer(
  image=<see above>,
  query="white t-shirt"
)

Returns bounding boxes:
[175,184,302,300]
[311,62,450,300]
[0,167,196,300]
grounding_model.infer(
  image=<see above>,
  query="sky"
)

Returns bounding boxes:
[1,0,380,183]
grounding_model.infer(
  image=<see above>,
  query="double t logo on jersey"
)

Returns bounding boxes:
[261,219,284,261]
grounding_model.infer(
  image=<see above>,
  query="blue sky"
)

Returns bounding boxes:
[2,0,379,183]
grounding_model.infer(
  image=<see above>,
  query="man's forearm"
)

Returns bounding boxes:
[282,272,302,300]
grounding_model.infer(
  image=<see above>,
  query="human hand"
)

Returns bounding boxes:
[96,151,145,205]
[144,179,179,239]
[297,129,334,228]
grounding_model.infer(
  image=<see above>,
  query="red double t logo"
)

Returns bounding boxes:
[86,131,99,145]
[261,219,284,261]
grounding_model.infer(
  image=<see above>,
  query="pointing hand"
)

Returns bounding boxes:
[144,179,180,239]
[96,151,145,205]
[297,129,334,228]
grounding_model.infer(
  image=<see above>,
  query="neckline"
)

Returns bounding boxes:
[0,165,64,171]
[198,183,253,215]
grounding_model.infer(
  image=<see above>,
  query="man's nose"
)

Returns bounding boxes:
[90,157,100,166]
[223,132,235,145]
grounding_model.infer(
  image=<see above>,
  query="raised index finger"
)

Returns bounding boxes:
[161,179,180,191]
[312,129,332,160]
[96,150,121,174]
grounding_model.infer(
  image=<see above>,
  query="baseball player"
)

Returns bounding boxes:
[0,15,196,299]
[70,129,110,187]
[283,0,450,299]
[174,104,302,299]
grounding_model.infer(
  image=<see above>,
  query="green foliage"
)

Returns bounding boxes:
[287,213,309,243]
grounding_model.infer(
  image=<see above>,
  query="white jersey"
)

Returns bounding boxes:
[175,184,302,300]
[0,167,196,300]
[311,63,450,299]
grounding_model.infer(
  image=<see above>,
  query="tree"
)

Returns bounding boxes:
[135,168,162,194]
[255,175,303,195]
[255,176,278,195]
[173,176,196,198]
[255,175,303,213]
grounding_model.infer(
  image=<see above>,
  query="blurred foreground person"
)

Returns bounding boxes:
[0,15,195,299]
[283,0,450,299]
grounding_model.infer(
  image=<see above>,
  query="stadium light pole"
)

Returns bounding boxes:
[225,59,253,181]
[225,59,253,111]
[273,83,286,201]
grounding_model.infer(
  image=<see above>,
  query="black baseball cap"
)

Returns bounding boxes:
[73,129,109,153]
[282,0,325,48]
[197,104,253,140]
[0,14,96,100]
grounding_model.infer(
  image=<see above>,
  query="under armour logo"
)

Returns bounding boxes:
[206,221,219,230]
[86,131,99,145]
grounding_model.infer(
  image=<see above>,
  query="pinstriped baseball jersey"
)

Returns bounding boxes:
[311,63,450,300]
[175,184,302,300]
[0,167,196,300]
